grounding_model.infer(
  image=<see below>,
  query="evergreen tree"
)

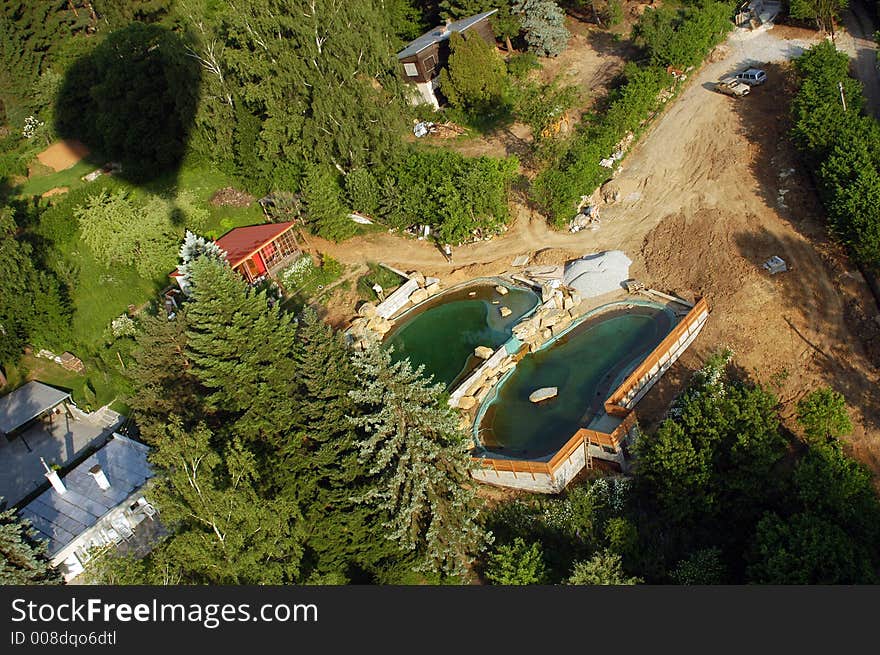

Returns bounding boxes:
[568,550,641,585]
[439,31,509,115]
[440,0,499,19]
[127,306,206,442]
[796,387,852,445]
[349,345,489,577]
[670,547,726,585]
[301,164,356,242]
[282,310,401,578]
[512,0,570,57]
[185,257,299,450]
[147,418,305,584]
[0,500,60,585]
[0,207,70,364]
[484,537,548,584]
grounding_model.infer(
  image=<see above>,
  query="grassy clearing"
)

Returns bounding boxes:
[356,262,406,301]
[16,160,93,197]
[15,352,131,413]
[280,256,346,314]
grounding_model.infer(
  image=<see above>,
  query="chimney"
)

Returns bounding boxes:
[88,464,111,491]
[41,457,66,495]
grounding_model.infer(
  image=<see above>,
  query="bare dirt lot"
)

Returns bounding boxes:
[36,139,89,172]
[318,24,880,476]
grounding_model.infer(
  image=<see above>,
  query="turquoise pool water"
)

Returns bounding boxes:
[476,303,675,460]
[384,282,539,389]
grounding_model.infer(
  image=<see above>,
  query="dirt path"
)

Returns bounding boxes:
[320,24,880,474]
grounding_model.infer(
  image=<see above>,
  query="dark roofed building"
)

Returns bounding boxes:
[396,10,498,110]
[20,433,157,581]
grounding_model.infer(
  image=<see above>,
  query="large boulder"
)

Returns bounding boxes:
[529,387,558,403]
[474,346,494,360]
[458,396,477,410]
[358,302,378,318]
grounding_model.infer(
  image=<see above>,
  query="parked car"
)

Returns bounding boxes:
[734,68,767,86]
[714,77,750,97]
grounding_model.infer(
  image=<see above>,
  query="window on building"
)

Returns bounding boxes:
[403,62,418,77]
[424,55,436,77]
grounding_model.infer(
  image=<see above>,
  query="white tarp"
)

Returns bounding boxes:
[562,251,632,298]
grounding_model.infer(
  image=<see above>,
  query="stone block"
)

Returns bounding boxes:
[409,288,429,305]
[358,302,378,318]
[495,285,509,295]
[499,306,512,317]
[474,346,494,360]
[458,396,477,410]
[425,282,441,295]
[541,328,552,341]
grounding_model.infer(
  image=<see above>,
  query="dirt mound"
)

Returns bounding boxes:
[209,187,255,207]
[36,140,89,172]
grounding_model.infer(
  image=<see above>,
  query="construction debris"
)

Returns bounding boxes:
[763,255,788,275]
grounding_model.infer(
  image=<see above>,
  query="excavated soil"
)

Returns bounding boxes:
[36,139,89,172]
[317,25,880,476]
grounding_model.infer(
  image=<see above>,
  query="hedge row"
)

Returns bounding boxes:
[532,1,735,226]
[791,41,880,268]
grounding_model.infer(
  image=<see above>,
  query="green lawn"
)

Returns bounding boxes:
[356,262,406,301]
[16,160,94,197]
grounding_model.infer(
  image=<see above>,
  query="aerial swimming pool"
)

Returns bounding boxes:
[475,301,676,460]
[383,281,539,389]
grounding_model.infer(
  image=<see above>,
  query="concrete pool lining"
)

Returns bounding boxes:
[471,298,678,461]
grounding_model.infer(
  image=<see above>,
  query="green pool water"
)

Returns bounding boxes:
[476,304,675,460]
[384,283,539,389]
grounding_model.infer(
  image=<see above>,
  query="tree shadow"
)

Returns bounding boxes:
[54,22,200,188]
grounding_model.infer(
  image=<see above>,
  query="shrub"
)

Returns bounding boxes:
[506,52,540,80]
[440,31,509,117]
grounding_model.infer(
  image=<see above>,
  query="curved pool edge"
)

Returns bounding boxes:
[383,275,541,390]
[471,298,677,461]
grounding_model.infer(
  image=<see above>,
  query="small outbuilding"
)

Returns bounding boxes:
[0,381,73,441]
[396,10,498,110]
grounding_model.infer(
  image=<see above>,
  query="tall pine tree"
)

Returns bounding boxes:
[282,309,402,579]
[349,345,489,577]
[185,257,299,451]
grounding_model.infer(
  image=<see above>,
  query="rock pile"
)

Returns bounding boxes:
[346,271,442,350]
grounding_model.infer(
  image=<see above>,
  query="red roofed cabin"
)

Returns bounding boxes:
[171,222,301,290]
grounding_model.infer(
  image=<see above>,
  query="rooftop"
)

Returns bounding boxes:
[19,434,153,558]
[0,381,70,436]
[214,222,297,268]
[396,9,498,60]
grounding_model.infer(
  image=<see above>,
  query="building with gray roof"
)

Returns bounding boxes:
[396,10,498,109]
[19,433,157,580]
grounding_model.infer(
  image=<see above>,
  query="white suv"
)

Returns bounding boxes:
[734,69,766,86]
